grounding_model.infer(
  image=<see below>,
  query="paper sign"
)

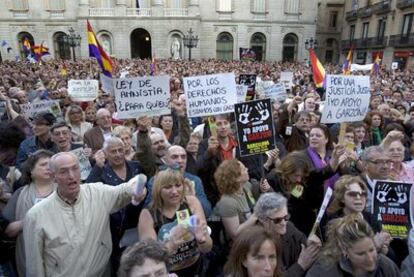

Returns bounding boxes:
[234,98,275,156]
[71,147,92,181]
[372,180,413,239]
[321,75,370,124]
[392,62,399,70]
[263,83,287,102]
[236,85,248,103]
[239,74,257,101]
[309,187,333,236]
[68,79,99,101]
[20,100,62,120]
[100,73,114,95]
[280,71,294,90]
[114,75,171,119]
[184,73,237,118]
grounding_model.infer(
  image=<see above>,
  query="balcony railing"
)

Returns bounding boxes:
[89,8,115,16]
[164,8,188,17]
[389,33,414,47]
[396,0,414,9]
[341,39,357,50]
[49,11,65,18]
[372,0,391,14]
[345,10,358,21]
[358,6,373,18]
[126,8,152,16]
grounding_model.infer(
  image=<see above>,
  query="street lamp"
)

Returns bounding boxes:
[183,28,199,61]
[305,37,318,50]
[63,27,81,61]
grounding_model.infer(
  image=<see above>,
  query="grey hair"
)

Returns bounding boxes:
[49,152,78,173]
[112,125,131,138]
[360,146,384,162]
[103,136,124,151]
[254,192,287,221]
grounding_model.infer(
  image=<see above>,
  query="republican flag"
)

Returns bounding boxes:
[87,20,113,77]
[308,48,326,88]
[22,38,31,52]
[32,42,50,62]
[342,47,353,75]
[371,54,381,75]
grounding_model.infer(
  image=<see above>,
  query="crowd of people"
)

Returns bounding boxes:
[0,57,413,277]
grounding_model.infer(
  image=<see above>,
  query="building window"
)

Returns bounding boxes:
[401,13,413,38]
[251,0,266,13]
[250,32,266,61]
[98,33,112,56]
[362,22,369,40]
[101,0,114,8]
[47,0,65,10]
[377,19,386,40]
[216,32,233,60]
[17,32,34,59]
[329,11,338,28]
[53,32,71,60]
[349,25,355,41]
[217,0,232,12]
[166,0,186,8]
[284,0,300,14]
[12,0,29,10]
[282,33,298,62]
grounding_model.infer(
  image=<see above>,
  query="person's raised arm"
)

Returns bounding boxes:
[134,116,158,177]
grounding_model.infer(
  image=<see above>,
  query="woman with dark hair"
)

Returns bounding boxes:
[364,111,385,146]
[159,114,177,144]
[224,225,283,277]
[278,105,311,152]
[350,121,367,157]
[2,149,55,277]
[306,215,399,276]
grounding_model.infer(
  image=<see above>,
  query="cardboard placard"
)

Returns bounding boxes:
[239,74,257,101]
[236,85,248,103]
[100,73,114,95]
[234,98,275,156]
[263,83,287,102]
[280,71,294,90]
[114,75,171,119]
[71,147,92,181]
[20,100,62,120]
[321,75,370,124]
[372,180,413,239]
[183,73,237,118]
[68,79,99,102]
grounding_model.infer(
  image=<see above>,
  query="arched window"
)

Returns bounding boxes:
[53,32,71,60]
[98,33,112,56]
[216,32,233,61]
[282,33,298,62]
[250,32,266,61]
[17,32,34,59]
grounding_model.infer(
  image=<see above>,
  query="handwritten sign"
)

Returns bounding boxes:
[321,75,370,124]
[114,76,171,119]
[20,100,62,120]
[68,79,99,102]
[239,74,257,101]
[234,98,275,156]
[183,73,237,118]
[372,180,412,238]
[263,83,287,102]
[280,71,294,90]
[100,73,114,95]
[71,148,92,181]
[236,85,248,103]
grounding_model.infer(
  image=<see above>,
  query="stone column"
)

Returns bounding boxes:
[152,0,164,16]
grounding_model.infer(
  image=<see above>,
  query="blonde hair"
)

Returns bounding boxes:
[214,159,242,195]
[151,169,185,210]
[64,104,86,123]
[113,125,132,138]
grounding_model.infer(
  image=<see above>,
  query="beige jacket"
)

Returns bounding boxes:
[23,182,135,277]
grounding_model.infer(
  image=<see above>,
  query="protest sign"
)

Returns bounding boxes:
[372,180,413,239]
[236,85,248,103]
[68,79,99,102]
[100,73,114,95]
[239,74,257,101]
[183,73,237,118]
[20,100,61,119]
[239,48,256,61]
[321,75,370,124]
[70,148,92,181]
[280,71,294,90]
[309,187,333,237]
[114,75,171,119]
[263,83,287,102]
[234,98,275,156]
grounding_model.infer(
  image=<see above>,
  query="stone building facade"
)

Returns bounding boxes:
[0,0,319,63]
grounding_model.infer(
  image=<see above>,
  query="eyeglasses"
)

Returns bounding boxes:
[367,159,393,166]
[267,214,290,224]
[346,191,367,198]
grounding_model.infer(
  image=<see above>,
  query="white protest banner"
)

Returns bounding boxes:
[236,85,248,103]
[183,73,237,117]
[71,148,91,181]
[114,75,171,119]
[263,83,287,102]
[100,73,114,95]
[68,79,99,102]
[309,187,333,237]
[20,100,61,119]
[350,63,373,72]
[321,75,370,124]
[280,71,294,90]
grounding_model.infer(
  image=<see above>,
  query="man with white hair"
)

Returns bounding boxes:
[23,152,146,277]
[83,108,113,153]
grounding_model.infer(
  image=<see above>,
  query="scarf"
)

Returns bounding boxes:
[372,127,382,146]
[307,146,339,190]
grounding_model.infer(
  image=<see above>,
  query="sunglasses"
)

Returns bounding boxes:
[267,214,290,224]
[346,191,367,198]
